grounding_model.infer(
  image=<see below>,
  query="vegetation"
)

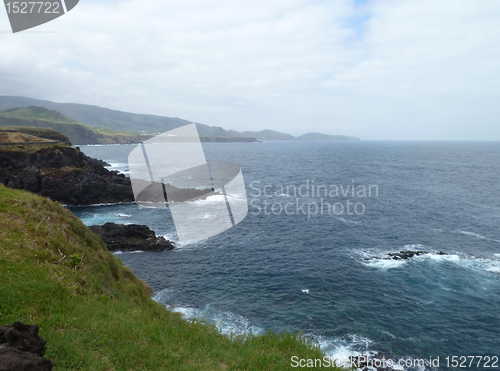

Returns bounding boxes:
[0,106,144,145]
[0,131,54,144]
[0,126,72,144]
[93,127,138,137]
[0,141,68,153]
[0,185,341,370]
[0,96,361,141]
[0,96,292,140]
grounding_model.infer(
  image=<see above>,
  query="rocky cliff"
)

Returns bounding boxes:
[0,144,134,205]
[0,143,217,206]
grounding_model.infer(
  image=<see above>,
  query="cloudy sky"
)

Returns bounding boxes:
[1,0,500,140]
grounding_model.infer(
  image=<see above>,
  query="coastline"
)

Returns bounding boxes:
[0,184,342,370]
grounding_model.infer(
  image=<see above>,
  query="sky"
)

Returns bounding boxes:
[1,0,500,140]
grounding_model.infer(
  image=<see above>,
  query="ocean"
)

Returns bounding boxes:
[70,141,500,370]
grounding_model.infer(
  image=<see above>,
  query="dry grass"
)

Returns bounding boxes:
[0,131,55,144]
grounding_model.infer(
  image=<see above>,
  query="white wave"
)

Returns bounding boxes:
[337,217,361,225]
[137,202,165,209]
[117,213,132,218]
[106,162,122,167]
[177,307,261,336]
[153,289,263,336]
[485,266,500,273]
[70,201,135,207]
[113,250,144,254]
[358,247,500,277]
[422,253,461,262]
[402,244,428,250]
[106,162,129,174]
[314,334,374,364]
[152,288,424,370]
[461,231,486,239]
[365,259,408,270]
[301,289,310,294]
[152,288,173,303]
[192,194,227,205]
[160,233,177,242]
[316,333,434,371]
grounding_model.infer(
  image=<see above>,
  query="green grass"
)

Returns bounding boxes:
[0,185,343,370]
[0,107,144,145]
[0,106,79,122]
[94,127,137,137]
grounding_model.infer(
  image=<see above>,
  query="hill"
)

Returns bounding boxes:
[0,131,55,144]
[296,132,360,141]
[0,127,72,145]
[0,96,360,142]
[0,96,259,140]
[0,184,339,370]
[0,106,144,145]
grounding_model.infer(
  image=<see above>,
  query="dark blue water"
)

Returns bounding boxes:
[71,141,500,370]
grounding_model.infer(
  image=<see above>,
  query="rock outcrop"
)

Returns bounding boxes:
[364,250,447,261]
[0,144,134,206]
[90,222,175,252]
[0,143,218,206]
[0,322,54,371]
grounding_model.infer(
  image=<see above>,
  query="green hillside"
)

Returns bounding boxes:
[0,184,340,370]
[0,126,72,144]
[0,96,361,142]
[0,96,279,140]
[0,106,144,145]
[0,96,247,138]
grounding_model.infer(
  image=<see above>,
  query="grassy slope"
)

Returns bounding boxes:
[0,96,280,140]
[0,131,54,144]
[0,107,143,145]
[0,185,340,370]
[0,127,72,144]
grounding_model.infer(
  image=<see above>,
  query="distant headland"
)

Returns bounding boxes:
[0,96,360,145]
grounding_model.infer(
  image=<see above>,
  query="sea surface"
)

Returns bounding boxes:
[71,141,500,370]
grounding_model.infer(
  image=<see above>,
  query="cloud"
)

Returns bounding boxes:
[0,0,499,139]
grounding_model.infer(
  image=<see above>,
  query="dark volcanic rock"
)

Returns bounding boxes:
[0,322,47,357]
[0,145,135,206]
[387,250,427,260]
[0,322,54,371]
[365,250,447,261]
[0,348,54,371]
[90,222,175,252]
[0,144,219,206]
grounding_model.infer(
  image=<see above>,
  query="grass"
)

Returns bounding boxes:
[0,141,68,153]
[0,185,343,370]
[94,127,137,137]
[0,107,144,145]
